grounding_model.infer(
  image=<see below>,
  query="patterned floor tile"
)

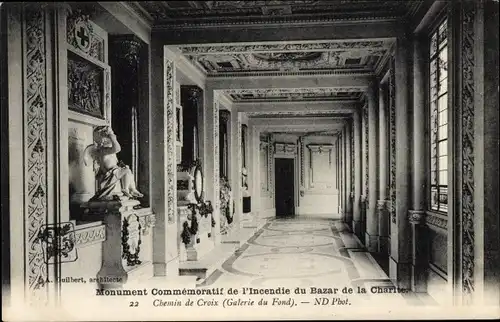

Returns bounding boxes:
[198,217,412,306]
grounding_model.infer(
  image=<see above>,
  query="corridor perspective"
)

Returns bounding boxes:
[1,1,499,320]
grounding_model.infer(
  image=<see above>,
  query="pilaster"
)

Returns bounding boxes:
[378,81,389,255]
[151,47,178,276]
[204,89,221,244]
[409,36,429,292]
[366,85,379,253]
[389,34,412,289]
[344,122,352,225]
[352,110,363,238]
[231,111,243,230]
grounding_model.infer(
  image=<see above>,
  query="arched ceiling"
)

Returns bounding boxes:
[130,1,427,130]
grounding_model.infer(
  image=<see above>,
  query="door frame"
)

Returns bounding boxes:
[273,154,299,216]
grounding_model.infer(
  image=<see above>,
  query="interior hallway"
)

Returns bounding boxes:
[198,216,424,307]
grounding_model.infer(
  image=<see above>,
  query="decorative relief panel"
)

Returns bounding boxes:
[139,1,422,27]
[274,142,297,156]
[67,50,110,119]
[213,99,221,224]
[389,59,397,224]
[75,224,106,247]
[425,212,448,231]
[225,87,363,102]
[306,144,334,191]
[299,137,305,188]
[180,40,391,55]
[138,213,157,236]
[459,2,476,303]
[363,104,369,200]
[267,135,273,198]
[350,122,355,195]
[23,6,49,304]
[165,59,177,224]
[66,10,105,62]
[187,49,389,75]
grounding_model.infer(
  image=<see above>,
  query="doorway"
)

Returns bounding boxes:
[275,158,295,218]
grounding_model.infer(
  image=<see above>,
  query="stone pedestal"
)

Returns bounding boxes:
[178,205,214,262]
[82,199,152,289]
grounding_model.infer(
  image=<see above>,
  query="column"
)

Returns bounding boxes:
[352,110,363,238]
[151,47,178,276]
[361,104,368,236]
[479,0,500,305]
[390,34,412,289]
[409,37,429,292]
[230,111,242,230]
[366,86,379,252]
[204,89,221,244]
[339,133,344,218]
[345,122,353,227]
[252,126,261,222]
[377,82,390,255]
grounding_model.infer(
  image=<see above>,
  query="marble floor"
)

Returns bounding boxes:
[198,216,425,307]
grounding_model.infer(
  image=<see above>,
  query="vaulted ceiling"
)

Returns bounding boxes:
[129,1,426,130]
[179,39,393,78]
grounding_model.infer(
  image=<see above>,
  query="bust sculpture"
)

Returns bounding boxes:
[84,125,143,201]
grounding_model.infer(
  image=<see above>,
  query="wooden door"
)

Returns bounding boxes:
[275,158,295,217]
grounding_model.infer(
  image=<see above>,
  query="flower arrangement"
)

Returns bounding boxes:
[181,200,215,245]
[220,176,232,220]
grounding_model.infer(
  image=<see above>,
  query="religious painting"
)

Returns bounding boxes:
[68,50,109,119]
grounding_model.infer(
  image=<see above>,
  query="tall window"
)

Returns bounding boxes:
[429,19,449,212]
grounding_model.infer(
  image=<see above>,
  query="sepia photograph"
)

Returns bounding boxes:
[1,1,499,320]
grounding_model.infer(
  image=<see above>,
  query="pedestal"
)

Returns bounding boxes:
[178,205,214,262]
[82,198,152,289]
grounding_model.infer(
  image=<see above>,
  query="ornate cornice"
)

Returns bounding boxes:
[274,142,297,155]
[180,40,391,55]
[208,69,375,78]
[225,87,364,96]
[246,111,349,118]
[306,143,334,153]
[151,16,403,30]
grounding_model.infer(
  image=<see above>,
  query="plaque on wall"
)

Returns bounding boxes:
[66,10,106,63]
[67,49,110,120]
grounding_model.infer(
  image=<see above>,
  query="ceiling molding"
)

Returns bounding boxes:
[234,101,357,113]
[207,75,372,91]
[150,21,401,45]
[138,1,423,29]
[247,111,352,119]
[217,91,233,111]
[179,39,393,55]
[223,87,364,103]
